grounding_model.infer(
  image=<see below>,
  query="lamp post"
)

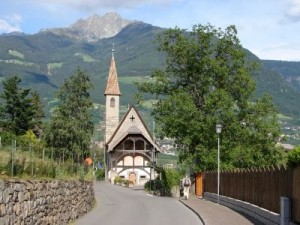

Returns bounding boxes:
[216,123,222,204]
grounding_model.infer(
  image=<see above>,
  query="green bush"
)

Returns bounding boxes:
[114,176,123,184]
[0,131,17,147]
[123,179,129,186]
[288,146,300,168]
[95,169,105,181]
[144,168,182,196]
[6,158,26,176]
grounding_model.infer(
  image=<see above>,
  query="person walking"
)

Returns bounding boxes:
[182,175,191,200]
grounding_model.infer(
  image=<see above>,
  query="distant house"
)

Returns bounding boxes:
[103,49,160,185]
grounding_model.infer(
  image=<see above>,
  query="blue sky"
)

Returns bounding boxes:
[0,0,300,61]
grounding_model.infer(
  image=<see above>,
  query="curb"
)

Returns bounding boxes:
[179,199,206,225]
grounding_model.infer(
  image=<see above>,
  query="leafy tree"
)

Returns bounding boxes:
[30,91,45,138]
[0,76,35,135]
[44,68,94,161]
[136,24,283,171]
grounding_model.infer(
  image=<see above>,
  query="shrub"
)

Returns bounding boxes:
[123,179,129,186]
[288,146,300,168]
[114,176,122,184]
[0,131,16,147]
[95,169,105,181]
[144,168,182,196]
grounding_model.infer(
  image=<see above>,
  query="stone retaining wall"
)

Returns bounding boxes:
[204,192,280,225]
[0,179,95,225]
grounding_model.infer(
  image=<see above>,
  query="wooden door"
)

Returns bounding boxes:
[129,172,136,185]
[195,173,203,196]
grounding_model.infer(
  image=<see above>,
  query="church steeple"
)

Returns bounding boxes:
[105,47,121,143]
[105,46,121,96]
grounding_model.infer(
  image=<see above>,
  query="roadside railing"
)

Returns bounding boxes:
[204,166,300,223]
[0,141,91,179]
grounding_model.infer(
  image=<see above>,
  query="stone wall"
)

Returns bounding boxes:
[0,179,95,225]
[204,192,280,225]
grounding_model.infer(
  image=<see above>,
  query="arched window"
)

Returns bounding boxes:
[135,140,145,150]
[124,156,133,166]
[134,156,144,166]
[110,97,115,107]
[124,139,134,150]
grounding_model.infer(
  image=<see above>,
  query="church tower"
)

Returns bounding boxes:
[105,48,121,143]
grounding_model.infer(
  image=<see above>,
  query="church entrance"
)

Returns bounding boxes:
[128,172,136,185]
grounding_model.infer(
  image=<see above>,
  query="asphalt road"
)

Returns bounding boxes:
[75,182,202,225]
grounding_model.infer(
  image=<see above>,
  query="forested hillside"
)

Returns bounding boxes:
[0,22,299,119]
[262,60,300,94]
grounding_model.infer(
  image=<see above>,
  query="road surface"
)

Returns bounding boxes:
[75,182,202,225]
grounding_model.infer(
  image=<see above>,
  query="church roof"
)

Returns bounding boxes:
[106,106,160,152]
[104,55,121,96]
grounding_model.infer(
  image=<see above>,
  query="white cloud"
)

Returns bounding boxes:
[0,14,22,33]
[282,0,300,23]
[29,0,176,11]
[251,42,300,61]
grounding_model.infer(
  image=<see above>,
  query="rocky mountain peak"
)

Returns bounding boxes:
[42,12,135,42]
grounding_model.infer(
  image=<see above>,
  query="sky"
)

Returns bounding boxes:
[0,0,300,61]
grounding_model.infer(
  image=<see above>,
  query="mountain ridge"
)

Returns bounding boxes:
[40,12,135,42]
[0,14,299,118]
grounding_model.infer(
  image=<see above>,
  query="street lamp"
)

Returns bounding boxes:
[216,123,222,204]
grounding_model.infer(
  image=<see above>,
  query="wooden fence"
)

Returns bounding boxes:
[204,166,300,223]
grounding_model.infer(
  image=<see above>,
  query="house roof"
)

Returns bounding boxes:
[106,106,160,152]
[104,55,121,96]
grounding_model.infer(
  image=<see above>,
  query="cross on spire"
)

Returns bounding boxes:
[130,115,135,121]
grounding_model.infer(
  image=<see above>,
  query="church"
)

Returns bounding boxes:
[104,49,160,185]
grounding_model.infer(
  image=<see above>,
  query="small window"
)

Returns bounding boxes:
[135,140,145,150]
[146,143,152,150]
[120,176,125,179]
[140,175,146,179]
[124,140,134,150]
[115,143,123,151]
[110,97,115,107]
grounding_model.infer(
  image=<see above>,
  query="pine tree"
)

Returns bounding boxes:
[44,68,94,160]
[0,76,35,135]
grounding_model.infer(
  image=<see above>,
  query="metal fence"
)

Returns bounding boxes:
[0,140,93,179]
[204,166,300,223]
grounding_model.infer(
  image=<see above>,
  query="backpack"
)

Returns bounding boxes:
[183,178,190,186]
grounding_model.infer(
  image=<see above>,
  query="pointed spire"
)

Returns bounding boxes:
[105,46,121,96]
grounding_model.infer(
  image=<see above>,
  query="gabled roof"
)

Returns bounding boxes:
[106,106,160,152]
[104,55,121,96]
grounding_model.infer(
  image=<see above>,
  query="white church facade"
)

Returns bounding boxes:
[104,50,160,185]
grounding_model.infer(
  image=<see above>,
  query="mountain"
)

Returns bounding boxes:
[262,60,300,94]
[41,12,135,42]
[0,12,299,119]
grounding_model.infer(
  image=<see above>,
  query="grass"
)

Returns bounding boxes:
[157,153,178,166]
[8,49,24,59]
[142,99,157,109]
[48,62,63,69]
[119,76,156,84]
[119,76,144,84]
[75,52,97,63]
[278,114,292,120]
[0,147,94,181]
[0,59,35,67]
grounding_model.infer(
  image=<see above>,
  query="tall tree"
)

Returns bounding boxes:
[30,91,45,138]
[44,68,94,160]
[0,76,35,135]
[137,24,283,171]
